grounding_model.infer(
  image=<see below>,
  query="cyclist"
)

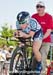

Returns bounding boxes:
[15,11,43,74]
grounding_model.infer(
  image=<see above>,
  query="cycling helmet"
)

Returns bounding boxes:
[17,11,30,24]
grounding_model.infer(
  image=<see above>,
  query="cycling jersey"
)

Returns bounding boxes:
[16,18,41,33]
[16,18,43,41]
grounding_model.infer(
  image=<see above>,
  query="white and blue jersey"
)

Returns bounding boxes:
[16,18,43,41]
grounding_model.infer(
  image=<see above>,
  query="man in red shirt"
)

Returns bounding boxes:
[32,1,53,75]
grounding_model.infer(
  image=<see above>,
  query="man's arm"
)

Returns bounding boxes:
[43,29,51,40]
[18,30,35,38]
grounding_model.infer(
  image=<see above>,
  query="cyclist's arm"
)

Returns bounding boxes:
[29,31,35,37]
[18,30,35,38]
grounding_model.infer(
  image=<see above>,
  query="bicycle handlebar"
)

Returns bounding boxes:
[11,37,32,47]
[11,37,31,41]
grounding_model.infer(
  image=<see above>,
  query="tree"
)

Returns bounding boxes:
[1,23,13,38]
[1,23,14,45]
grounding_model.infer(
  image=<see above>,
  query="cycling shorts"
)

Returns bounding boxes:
[33,29,43,41]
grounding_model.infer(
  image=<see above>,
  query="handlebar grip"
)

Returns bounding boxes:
[14,32,16,36]
[18,31,20,36]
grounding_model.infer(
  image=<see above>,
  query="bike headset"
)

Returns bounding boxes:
[17,11,30,25]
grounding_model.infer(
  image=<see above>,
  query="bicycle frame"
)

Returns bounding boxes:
[17,37,32,47]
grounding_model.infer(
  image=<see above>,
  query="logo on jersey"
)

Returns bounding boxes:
[41,22,46,24]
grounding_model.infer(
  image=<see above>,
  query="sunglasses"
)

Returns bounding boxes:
[36,5,44,8]
[19,21,27,24]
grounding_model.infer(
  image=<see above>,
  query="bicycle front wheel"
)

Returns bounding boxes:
[9,46,26,75]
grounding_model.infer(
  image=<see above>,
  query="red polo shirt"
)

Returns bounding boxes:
[32,13,53,42]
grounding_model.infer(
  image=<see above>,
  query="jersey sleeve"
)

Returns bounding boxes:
[30,18,41,32]
[22,25,31,33]
[16,21,21,30]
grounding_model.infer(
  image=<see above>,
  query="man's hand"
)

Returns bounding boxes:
[14,30,19,38]
[14,30,25,38]
[18,31,26,37]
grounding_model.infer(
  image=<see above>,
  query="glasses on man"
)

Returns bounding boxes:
[36,5,45,8]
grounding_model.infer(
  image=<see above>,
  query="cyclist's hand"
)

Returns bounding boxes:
[14,30,19,38]
[18,31,25,37]
[14,30,24,38]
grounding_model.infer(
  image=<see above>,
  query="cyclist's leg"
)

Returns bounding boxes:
[32,40,42,74]
[33,40,42,62]
[40,42,50,75]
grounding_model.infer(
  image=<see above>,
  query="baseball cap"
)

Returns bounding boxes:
[9,46,14,49]
[36,1,45,7]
